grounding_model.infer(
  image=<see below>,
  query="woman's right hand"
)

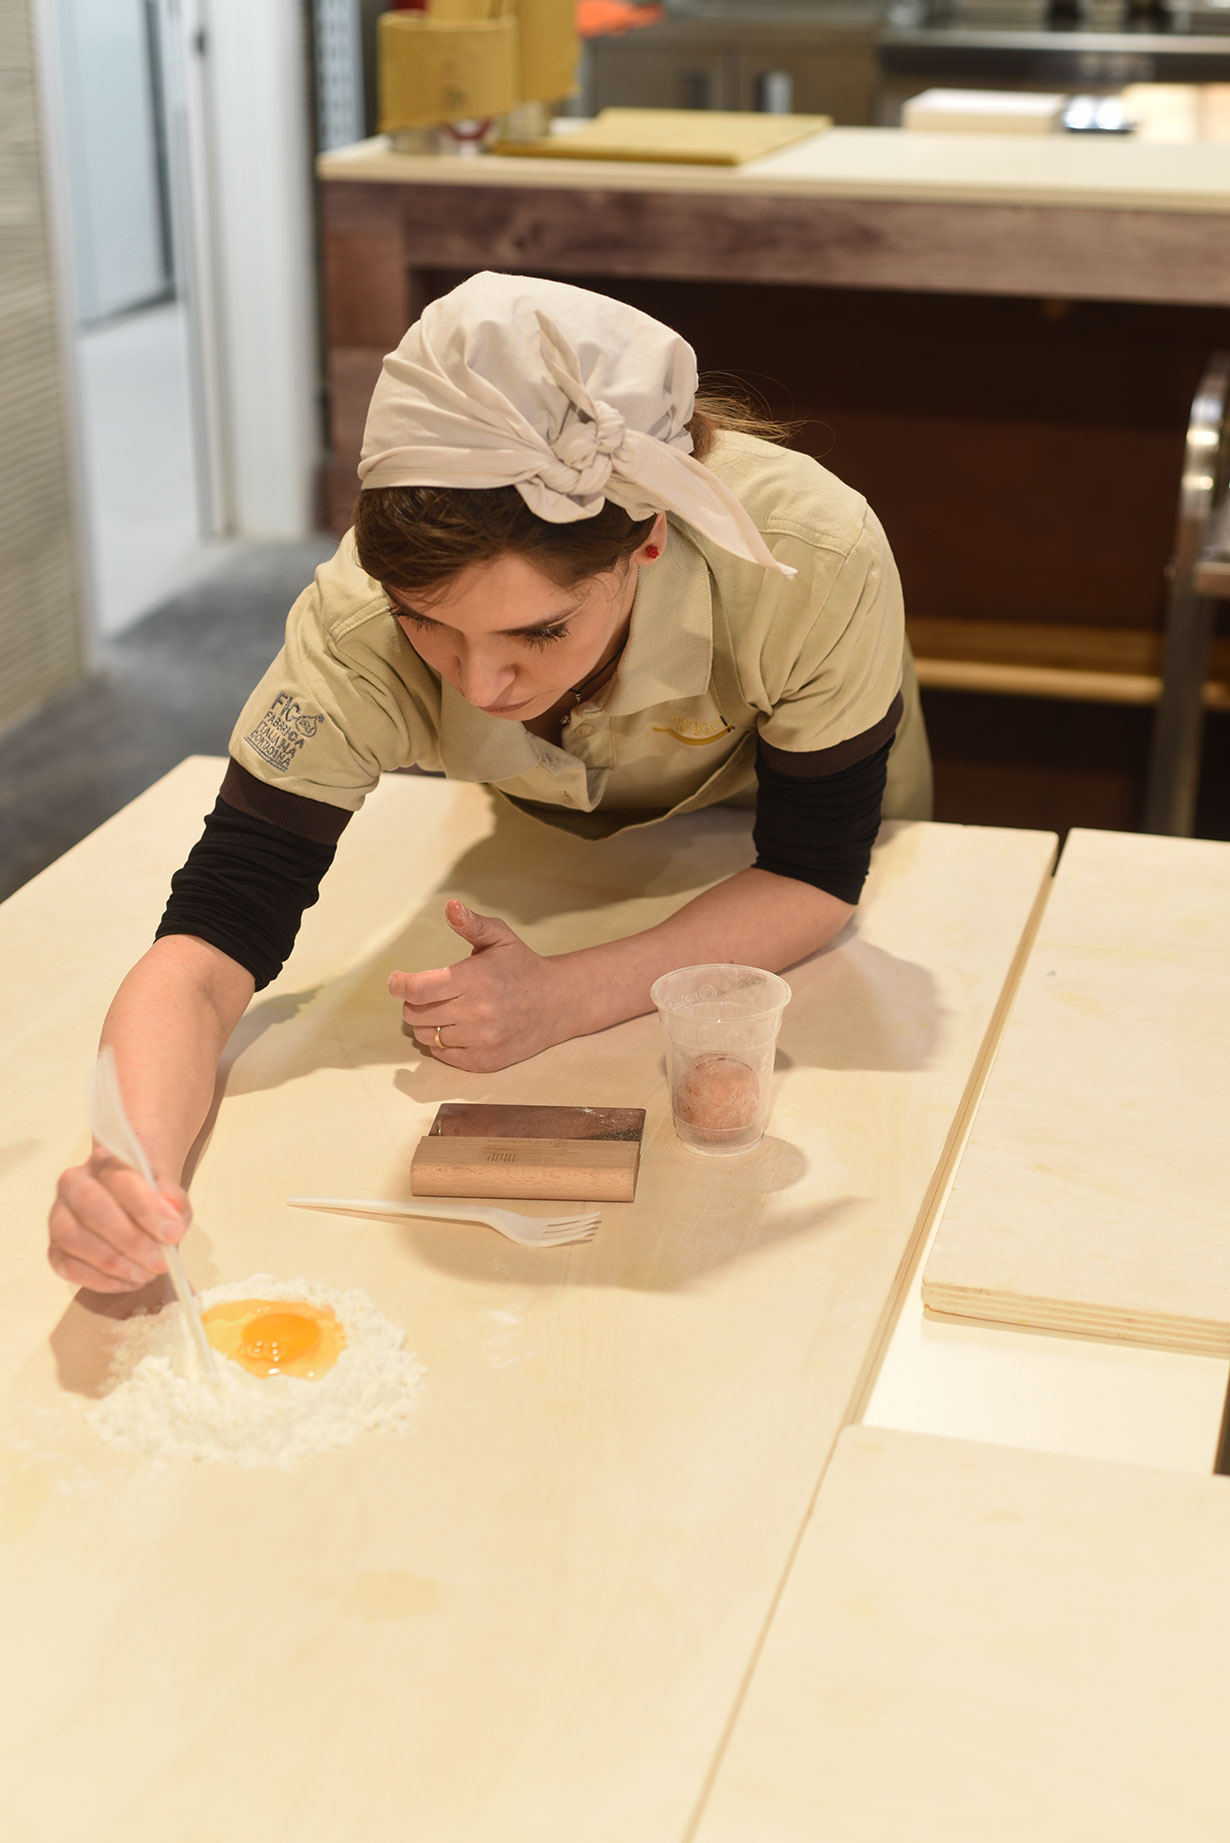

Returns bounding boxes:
[48,1150,191,1294]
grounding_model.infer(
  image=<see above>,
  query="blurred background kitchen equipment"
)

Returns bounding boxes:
[379,0,578,146]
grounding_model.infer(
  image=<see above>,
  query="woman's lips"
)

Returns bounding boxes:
[479,694,536,716]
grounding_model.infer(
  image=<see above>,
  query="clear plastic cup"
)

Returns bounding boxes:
[650,964,792,1156]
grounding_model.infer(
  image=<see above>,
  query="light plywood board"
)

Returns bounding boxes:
[492,108,831,166]
[923,827,1230,1355]
[695,1426,1230,1843]
[0,759,1054,1843]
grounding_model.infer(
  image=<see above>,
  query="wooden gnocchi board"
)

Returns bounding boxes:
[695,1425,1230,1843]
[0,759,1054,1842]
[923,827,1230,1355]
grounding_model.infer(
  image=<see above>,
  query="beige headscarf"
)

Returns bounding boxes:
[358,272,795,579]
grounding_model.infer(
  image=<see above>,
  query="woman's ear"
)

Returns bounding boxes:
[637,512,669,565]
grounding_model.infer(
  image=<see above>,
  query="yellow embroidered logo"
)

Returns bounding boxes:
[651,717,735,747]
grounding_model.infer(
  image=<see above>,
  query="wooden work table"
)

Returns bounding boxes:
[1,758,1059,1839]
[7,765,1230,1834]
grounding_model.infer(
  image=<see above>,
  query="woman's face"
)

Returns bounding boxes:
[387,517,665,721]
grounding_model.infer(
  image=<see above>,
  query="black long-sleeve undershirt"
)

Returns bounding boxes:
[156,734,894,988]
[752,734,892,907]
[155,796,341,989]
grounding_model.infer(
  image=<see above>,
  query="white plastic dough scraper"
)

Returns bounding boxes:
[90,1047,217,1380]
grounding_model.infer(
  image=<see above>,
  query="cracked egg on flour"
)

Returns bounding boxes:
[200,1298,346,1379]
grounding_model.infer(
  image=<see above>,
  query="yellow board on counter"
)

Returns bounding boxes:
[492,106,832,166]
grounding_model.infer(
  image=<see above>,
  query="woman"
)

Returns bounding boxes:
[47,272,930,1294]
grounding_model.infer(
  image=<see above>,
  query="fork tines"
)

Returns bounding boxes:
[541,1215,600,1243]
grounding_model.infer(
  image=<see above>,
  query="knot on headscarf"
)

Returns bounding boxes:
[536,401,625,504]
[524,310,628,512]
[357,272,796,577]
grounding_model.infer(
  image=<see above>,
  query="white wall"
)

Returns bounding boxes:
[203,0,320,538]
[58,0,168,323]
[36,0,322,557]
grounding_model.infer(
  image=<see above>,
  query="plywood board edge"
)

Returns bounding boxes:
[921,1287,1230,1359]
[847,835,1058,1425]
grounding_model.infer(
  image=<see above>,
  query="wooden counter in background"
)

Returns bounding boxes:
[318,116,1230,837]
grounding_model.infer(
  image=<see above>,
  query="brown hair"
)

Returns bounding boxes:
[352,387,795,600]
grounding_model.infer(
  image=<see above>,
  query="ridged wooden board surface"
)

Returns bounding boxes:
[923,827,1230,1354]
[0,759,1054,1843]
[695,1426,1230,1843]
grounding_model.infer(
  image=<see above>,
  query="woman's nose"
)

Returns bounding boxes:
[455,649,515,708]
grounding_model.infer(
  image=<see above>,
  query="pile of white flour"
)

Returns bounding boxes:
[88,1275,424,1469]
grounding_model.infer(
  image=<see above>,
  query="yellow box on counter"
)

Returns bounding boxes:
[516,0,577,105]
[379,2,519,131]
[379,0,577,130]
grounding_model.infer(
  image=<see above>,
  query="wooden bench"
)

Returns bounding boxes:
[908,615,1230,712]
[908,351,1230,836]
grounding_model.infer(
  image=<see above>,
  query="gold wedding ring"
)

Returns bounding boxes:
[433,1025,445,1050]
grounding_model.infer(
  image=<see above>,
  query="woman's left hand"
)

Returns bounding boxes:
[389,900,573,1072]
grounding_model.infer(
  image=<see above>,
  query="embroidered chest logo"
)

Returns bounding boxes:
[651,716,735,747]
[244,690,324,772]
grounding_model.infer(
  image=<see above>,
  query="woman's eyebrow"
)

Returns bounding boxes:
[503,604,584,636]
[390,595,585,635]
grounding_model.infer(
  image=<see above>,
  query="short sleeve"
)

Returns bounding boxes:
[755,505,905,765]
[228,532,443,813]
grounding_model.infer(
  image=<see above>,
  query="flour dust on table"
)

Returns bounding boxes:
[88,1275,424,1468]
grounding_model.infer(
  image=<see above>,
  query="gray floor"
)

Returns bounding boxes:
[0,537,335,904]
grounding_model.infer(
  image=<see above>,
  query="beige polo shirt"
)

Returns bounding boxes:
[228,432,931,839]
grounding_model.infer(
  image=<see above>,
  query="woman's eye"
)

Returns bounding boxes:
[396,606,570,647]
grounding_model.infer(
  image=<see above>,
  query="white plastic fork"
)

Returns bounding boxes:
[91,1047,217,1380]
[286,1195,600,1249]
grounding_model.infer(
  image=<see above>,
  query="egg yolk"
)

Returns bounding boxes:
[201,1299,345,1380]
[238,1312,321,1373]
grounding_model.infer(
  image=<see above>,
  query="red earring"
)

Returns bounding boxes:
[644,544,661,560]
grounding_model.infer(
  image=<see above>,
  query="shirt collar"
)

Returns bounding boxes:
[602,521,713,716]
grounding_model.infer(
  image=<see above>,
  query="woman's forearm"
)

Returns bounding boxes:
[99,935,255,1186]
[554,868,852,1037]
